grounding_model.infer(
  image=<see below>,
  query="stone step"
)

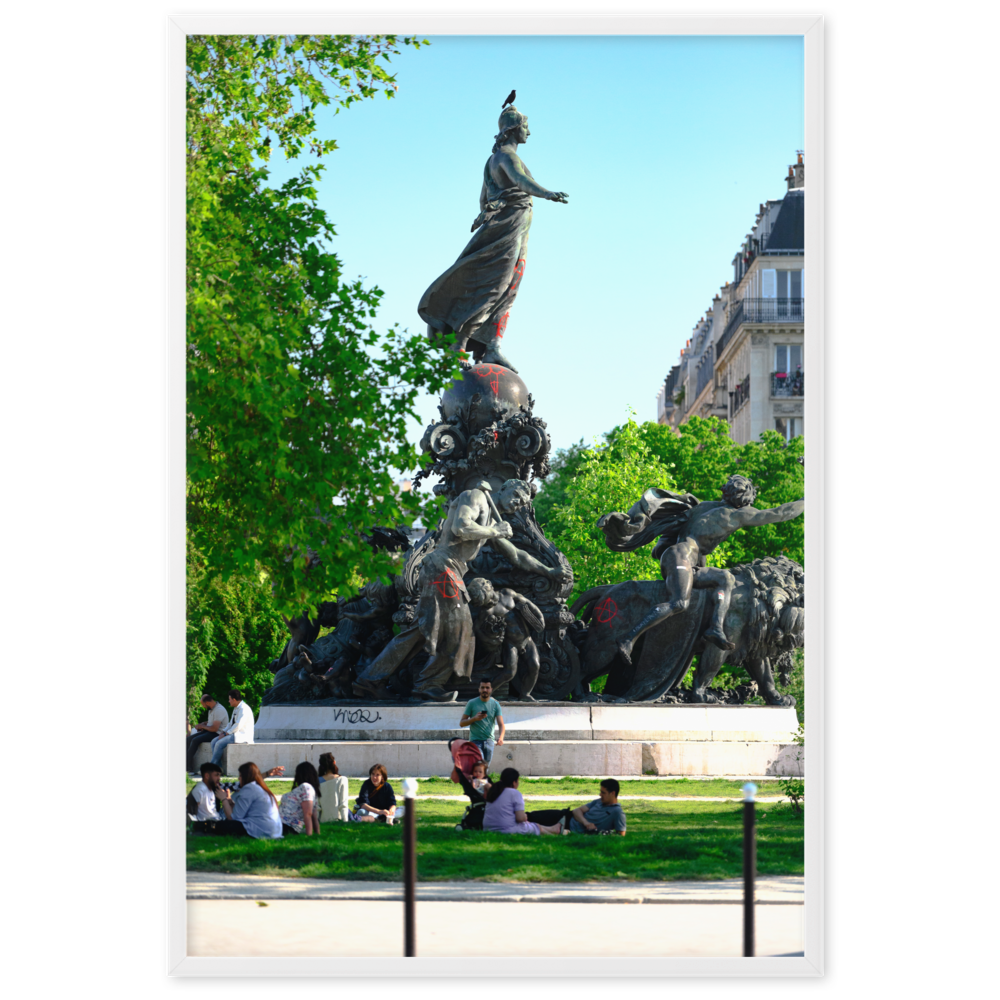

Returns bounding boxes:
[194,739,803,779]
[255,701,800,742]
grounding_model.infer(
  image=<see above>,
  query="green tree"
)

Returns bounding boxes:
[186,35,459,614]
[544,416,675,605]
[532,439,588,528]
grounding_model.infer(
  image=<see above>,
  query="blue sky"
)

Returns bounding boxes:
[267,34,804,457]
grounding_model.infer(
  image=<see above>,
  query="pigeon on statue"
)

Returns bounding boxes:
[501,89,516,109]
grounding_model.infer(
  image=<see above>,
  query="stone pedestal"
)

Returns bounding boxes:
[195,703,804,778]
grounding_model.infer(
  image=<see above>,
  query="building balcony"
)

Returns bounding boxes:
[715,298,805,363]
[743,297,804,323]
[771,369,804,397]
[729,375,750,418]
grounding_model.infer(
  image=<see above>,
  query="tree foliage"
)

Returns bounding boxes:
[186,35,459,613]
[542,416,677,605]
[186,551,287,723]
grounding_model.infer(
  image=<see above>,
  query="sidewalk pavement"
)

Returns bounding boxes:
[188,871,803,904]
[188,875,805,957]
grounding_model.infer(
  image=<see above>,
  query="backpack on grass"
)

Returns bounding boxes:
[455,800,485,831]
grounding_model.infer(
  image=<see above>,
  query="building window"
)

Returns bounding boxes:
[777,269,802,299]
[775,343,802,374]
[775,416,803,440]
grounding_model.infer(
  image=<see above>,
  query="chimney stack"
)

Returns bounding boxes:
[787,152,805,190]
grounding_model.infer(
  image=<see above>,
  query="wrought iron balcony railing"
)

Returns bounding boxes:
[743,297,804,323]
[716,299,744,360]
[771,369,804,397]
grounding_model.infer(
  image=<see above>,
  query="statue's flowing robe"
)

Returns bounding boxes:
[418,175,533,350]
[598,488,701,554]
[353,551,475,694]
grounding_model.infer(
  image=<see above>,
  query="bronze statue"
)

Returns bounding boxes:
[353,479,565,701]
[598,476,804,664]
[468,577,546,701]
[418,106,568,373]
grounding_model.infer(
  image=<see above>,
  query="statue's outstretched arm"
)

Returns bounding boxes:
[740,498,804,527]
[500,153,568,203]
[452,496,508,542]
[491,536,561,579]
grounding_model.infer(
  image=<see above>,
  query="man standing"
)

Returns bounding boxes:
[186,694,229,773]
[460,678,505,767]
[209,689,255,768]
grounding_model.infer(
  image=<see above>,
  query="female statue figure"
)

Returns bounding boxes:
[418,106,568,373]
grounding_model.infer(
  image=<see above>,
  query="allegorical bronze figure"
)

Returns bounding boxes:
[418,104,568,373]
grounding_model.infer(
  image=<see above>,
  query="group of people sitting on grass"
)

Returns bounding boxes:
[187,754,405,839]
[187,752,350,839]
[447,737,627,836]
[187,737,626,840]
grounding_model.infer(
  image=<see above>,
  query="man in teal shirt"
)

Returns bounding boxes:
[460,678,505,767]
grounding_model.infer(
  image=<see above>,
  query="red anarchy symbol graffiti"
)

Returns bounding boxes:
[432,568,463,600]
[510,258,526,293]
[479,364,507,394]
[593,597,618,624]
[494,311,510,342]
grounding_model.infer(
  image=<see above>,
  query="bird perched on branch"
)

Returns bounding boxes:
[501,89,516,109]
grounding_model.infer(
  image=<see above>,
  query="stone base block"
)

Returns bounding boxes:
[196,739,802,778]
[641,741,804,777]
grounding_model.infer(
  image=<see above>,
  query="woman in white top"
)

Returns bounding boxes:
[318,753,350,823]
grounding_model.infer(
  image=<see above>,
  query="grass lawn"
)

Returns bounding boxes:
[186,798,803,883]
[185,776,797,799]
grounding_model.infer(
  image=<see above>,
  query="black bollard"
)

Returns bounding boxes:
[402,778,418,957]
[742,782,757,957]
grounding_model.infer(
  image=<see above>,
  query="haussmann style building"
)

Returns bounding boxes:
[657,154,805,445]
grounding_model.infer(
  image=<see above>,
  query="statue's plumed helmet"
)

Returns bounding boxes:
[721,474,758,509]
[496,106,527,136]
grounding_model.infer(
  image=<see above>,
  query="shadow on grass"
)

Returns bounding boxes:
[187,800,803,883]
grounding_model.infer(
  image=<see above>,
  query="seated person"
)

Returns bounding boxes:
[450,759,492,805]
[187,694,229,772]
[527,780,628,833]
[279,761,322,835]
[483,768,561,836]
[348,763,398,824]
[187,762,229,827]
[190,762,283,839]
[318,753,350,823]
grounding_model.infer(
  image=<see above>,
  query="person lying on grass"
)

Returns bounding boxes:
[348,763,398,824]
[525,779,627,835]
[483,768,561,835]
[279,761,322,836]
